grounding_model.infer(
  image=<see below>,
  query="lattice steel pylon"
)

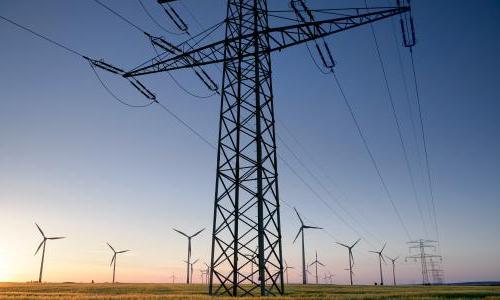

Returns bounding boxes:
[210,1,283,296]
[111,0,415,296]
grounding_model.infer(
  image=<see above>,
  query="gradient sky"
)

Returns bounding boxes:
[0,0,499,284]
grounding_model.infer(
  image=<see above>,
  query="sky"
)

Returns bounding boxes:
[0,0,499,285]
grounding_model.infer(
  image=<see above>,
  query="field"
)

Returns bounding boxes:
[1,283,500,299]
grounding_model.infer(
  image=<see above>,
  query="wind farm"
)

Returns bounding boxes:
[1,0,500,299]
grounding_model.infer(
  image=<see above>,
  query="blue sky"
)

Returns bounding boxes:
[0,0,499,284]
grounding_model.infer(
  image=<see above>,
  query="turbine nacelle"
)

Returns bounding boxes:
[34,223,65,256]
[292,208,322,243]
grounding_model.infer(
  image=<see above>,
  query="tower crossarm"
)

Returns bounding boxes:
[123,6,409,77]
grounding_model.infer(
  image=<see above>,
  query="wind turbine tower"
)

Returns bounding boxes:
[34,223,65,283]
[369,243,387,285]
[107,242,130,284]
[284,261,294,285]
[336,238,360,285]
[293,208,322,285]
[309,251,325,284]
[386,256,399,286]
[173,227,205,284]
[184,258,199,284]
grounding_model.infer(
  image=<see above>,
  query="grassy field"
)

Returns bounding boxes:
[1,283,500,299]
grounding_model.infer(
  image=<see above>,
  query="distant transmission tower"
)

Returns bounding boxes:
[428,258,445,284]
[92,0,415,296]
[406,239,442,285]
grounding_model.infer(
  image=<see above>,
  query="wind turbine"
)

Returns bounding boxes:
[192,259,199,283]
[107,242,130,284]
[304,262,313,284]
[170,272,176,284]
[293,207,322,285]
[34,223,65,283]
[242,250,258,283]
[336,238,361,285]
[386,255,399,286]
[203,262,210,285]
[309,251,325,284]
[173,227,205,284]
[200,268,207,284]
[184,258,199,284]
[284,260,294,285]
[369,242,387,285]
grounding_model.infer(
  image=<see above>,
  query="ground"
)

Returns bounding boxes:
[1,283,500,299]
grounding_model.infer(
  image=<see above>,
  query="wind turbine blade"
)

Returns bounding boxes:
[352,238,361,248]
[336,242,349,248]
[110,254,116,266]
[303,225,322,230]
[292,228,302,244]
[319,261,325,267]
[293,207,304,225]
[191,228,205,238]
[192,259,199,264]
[107,242,115,252]
[35,223,45,237]
[117,250,130,253]
[173,228,189,238]
[34,240,44,256]
[350,252,355,267]
[368,250,378,254]
[381,242,387,253]
[48,236,65,240]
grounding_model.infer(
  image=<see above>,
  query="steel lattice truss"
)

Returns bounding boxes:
[207,2,283,295]
[91,0,413,296]
[123,6,409,77]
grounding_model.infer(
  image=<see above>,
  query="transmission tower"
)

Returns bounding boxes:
[428,258,445,284]
[406,239,442,285]
[90,0,415,296]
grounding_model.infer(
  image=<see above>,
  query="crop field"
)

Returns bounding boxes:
[1,283,500,299]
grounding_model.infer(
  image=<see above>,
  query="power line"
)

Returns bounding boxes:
[93,0,220,100]
[137,0,186,36]
[277,119,384,243]
[88,61,156,108]
[154,101,216,150]
[0,14,85,58]
[410,48,440,242]
[389,16,429,238]
[365,6,427,239]
[1,11,214,151]
[92,0,146,34]
[332,72,412,241]
[150,43,217,100]
[278,135,380,248]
